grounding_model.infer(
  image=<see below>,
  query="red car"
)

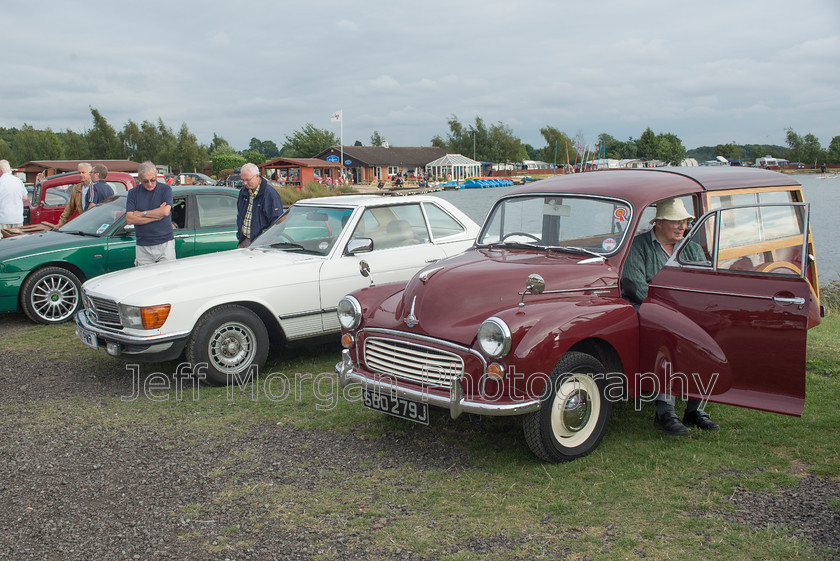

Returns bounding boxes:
[29,171,135,225]
[337,167,822,462]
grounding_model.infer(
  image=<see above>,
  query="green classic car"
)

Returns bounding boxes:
[0,185,240,324]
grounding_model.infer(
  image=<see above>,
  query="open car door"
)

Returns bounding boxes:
[639,202,813,416]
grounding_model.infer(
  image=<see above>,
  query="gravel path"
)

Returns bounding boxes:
[0,317,837,559]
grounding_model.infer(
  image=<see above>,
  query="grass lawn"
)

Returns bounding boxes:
[1,310,838,560]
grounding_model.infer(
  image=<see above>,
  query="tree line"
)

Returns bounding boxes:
[1,107,838,175]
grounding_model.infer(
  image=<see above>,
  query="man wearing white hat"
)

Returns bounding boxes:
[622,197,720,436]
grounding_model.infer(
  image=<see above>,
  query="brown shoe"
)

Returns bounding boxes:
[683,410,719,431]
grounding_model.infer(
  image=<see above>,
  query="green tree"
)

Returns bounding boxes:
[57,130,90,160]
[486,121,523,163]
[801,133,824,167]
[0,138,11,162]
[248,137,281,159]
[240,150,265,165]
[538,126,573,165]
[282,124,338,158]
[155,118,177,166]
[655,132,686,164]
[209,133,233,155]
[370,131,384,146]
[13,125,63,163]
[826,136,840,165]
[596,133,625,160]
[119,119,142,161]
[713,142,744,161]
[785,127,805,162]
[523,143,537,160]
[432,115,522,163]
[353,140,363,147]
[212,153,247,177]
[86,107,121,158]
[636,128,658,159]
[134,120,162,163]
[172,123,208,173]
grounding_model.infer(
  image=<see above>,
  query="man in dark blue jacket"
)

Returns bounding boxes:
[236,163,284,248]
[84,164,115,210]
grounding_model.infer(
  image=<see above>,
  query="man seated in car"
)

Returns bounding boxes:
[622,197,720,437]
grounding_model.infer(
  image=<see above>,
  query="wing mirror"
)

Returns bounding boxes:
[360,259,375,287]
[347,238,373,255]
[518,273,545,307]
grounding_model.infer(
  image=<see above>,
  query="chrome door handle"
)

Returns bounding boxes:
[773,296,805,305]
[425,258,440,263]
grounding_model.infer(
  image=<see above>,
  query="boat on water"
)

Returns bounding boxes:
[459,177,515,189]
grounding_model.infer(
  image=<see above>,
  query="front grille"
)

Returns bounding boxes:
[363,336,464,387]
[86,295,122,329]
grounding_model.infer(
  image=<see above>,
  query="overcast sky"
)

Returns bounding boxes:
[4,0,838,153]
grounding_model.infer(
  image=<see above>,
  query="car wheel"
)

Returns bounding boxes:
[21,267,82,325]
[523,351,612,462]
[186,305,269,386]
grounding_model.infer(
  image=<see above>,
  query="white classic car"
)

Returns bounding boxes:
[74,194,480,385]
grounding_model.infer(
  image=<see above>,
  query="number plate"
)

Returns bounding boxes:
[362,388,429,425]
[77,327,98,350]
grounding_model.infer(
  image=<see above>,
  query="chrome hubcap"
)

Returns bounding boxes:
[561,389,591,432]
[32,274,78,321]
[209,323,256,373]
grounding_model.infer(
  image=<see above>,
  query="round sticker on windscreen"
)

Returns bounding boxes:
[96,224,109,234]
[319,241,329,251]
[613,207,629,221]
[602,238,617,251]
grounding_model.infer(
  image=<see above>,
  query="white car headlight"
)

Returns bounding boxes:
[120,304,143,328]
[337,296,362,330]
[477,317,511,358]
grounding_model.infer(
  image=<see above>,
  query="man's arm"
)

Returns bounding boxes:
[621,239,650,305]
[56,185,80,227]
[126,202,170,225]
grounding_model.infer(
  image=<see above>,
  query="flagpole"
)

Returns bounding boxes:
[340,109,343,184]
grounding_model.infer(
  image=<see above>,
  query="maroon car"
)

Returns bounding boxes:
[336,167,822,462]
[29,171,135,225]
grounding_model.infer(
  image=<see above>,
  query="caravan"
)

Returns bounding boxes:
[756,155,789,168]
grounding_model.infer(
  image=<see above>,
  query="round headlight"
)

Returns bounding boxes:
[477,317,511,358]
[337,295,362,330]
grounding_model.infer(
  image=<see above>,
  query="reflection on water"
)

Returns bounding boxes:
[430,173,840,285]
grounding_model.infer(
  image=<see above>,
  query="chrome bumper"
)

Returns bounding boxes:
[336,349,541,420]
[74,310,190,361]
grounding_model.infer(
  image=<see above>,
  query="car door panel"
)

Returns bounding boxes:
[192,193,240,256]
[638,203,811,416]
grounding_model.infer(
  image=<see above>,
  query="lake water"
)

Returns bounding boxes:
[430,173,840,286]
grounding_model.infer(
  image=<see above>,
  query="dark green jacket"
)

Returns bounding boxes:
[622,229,706,305]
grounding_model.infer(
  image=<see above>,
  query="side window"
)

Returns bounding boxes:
[679,204,807,276]
[171,198,187,229]
[44,189,68,207]
[354,204,427,250]
[637,195,697,236]
[390,204,429,243]
[677,214,714,267]
[196,194,237,228]
[423,202,467,240]
[107,181,129,195]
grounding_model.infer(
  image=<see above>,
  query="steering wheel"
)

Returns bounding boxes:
[277,232,296,243]
[502,232,541,243]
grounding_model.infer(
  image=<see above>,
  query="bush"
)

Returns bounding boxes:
[275,182,357,206]
[821,276,840,313]
[212,154,247,177]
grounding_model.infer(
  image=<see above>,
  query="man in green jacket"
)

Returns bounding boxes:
[622,197,720,436]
